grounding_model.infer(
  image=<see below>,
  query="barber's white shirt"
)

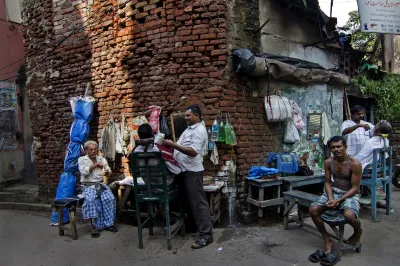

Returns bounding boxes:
[354,136,389,172]
[341,120,374,156]
[173,122,207,172]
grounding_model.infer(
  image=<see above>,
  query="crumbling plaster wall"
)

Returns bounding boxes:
[259,0,338,69]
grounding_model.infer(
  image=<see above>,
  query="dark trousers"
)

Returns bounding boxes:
[179,170,213,239]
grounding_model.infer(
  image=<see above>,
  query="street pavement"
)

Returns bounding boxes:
[1,186,400,266]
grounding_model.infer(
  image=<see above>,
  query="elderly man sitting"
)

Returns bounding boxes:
[78,140,118,238]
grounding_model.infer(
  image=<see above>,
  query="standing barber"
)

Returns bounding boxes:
[341,105,374,156]
[163,104,213,249]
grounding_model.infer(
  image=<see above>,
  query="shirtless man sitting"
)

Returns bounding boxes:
[309,136,362,265]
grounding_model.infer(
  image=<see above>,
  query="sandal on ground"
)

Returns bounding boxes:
[191,237,213,249]
[308,250,325,263]
[91,229,101,238]
[320,253,341,266]
[104,225,118,232]
[343,239,361,246]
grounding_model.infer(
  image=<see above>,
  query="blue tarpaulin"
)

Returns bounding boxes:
[51,96,95,224]
[248,166,279,180]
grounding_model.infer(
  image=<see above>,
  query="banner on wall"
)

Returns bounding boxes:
[357,0,400,34]
[0,81,18,150]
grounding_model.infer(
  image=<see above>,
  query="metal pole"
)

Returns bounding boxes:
[330,0,334,17]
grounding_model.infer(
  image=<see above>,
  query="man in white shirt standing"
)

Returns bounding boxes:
[163,105,213,249]
[341,105,374,156]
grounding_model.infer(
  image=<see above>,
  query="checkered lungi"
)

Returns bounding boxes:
[82,183,116,229]
[311,187,360,218]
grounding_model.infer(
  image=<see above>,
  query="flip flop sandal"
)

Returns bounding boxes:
[320,253,341,266]
[104,225,118,232]
[343,239,361,246]
[191,238,213,249]
[91,229,101,238]
[309,250,325,263]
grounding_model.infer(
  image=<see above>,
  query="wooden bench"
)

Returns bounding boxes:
[53,196,84,240]
[282,175,325,191]
[283,190,319,230]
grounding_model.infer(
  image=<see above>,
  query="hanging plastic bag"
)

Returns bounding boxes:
[289,100,305,130]
[148,105,161,133]
[284,120,300,143]
[265,95,292,122]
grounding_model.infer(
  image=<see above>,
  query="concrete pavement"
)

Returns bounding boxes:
[1,186,400,266]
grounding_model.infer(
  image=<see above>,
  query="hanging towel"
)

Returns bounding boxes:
[321,112,331,145]
[210,144,219,165]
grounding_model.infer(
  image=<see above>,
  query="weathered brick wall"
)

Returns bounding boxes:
[22,0,281,208]
[390,120,400,165]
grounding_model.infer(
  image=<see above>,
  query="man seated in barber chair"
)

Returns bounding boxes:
[354,121,391,208]
[133,123,182,177]
[130,123,182,217]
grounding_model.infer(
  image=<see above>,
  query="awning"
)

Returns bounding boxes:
[231,48,350,87]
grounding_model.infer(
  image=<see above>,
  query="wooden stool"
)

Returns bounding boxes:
[247,178,284,217]
[53,196,84,240]
[320,212,361,258]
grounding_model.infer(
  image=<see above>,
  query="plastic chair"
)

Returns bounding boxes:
[361,147,392,221]
[129,150,185,250]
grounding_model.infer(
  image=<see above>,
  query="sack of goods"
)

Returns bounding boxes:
[265,95,292,122]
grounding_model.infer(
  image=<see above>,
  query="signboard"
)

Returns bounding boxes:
[357,0,400,34]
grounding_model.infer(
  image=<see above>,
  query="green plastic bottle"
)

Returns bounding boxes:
[218,118,225,143]
[317,153,324,169]
[224,115,232,145]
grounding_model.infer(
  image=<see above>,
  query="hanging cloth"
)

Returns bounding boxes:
[100,116,116,166]
[321,112,331,145]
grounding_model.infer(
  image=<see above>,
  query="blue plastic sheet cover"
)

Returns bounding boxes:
[248,166,279,180]
[51,96,95,224]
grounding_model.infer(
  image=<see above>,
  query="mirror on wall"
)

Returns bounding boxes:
[307,113,322,140]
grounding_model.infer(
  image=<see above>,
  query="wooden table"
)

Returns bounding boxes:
[282,174,325,191]
[246,177,284,218]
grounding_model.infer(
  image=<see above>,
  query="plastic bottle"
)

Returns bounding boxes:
[308,104,313,113]
[211,119,218,141]
[207,128,214,150]
[224,115,232,145]
[230,125,237,146]
[218,118,225,143]
[317,153,324,169]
